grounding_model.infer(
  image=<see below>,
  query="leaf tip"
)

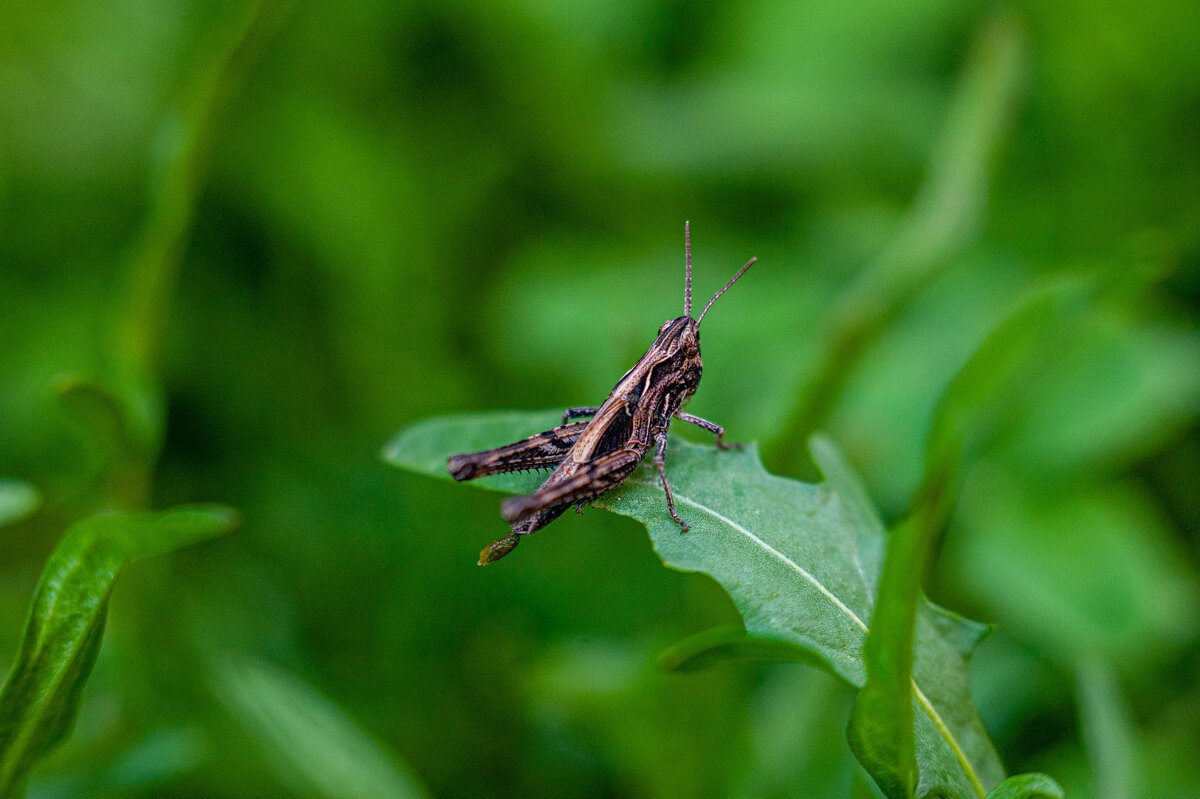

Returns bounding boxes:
[380,434,405,466]
[161,504,243,542]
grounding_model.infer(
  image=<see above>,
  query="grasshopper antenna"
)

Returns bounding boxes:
[697,256,756,325]
[684,220,693,318]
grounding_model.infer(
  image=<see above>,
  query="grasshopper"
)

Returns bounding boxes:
[448,222,755,565]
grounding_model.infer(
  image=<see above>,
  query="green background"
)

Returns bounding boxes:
[1,0,1198,796]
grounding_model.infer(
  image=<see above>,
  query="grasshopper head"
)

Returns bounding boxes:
[655,316,700,354]
[652,315,703,396]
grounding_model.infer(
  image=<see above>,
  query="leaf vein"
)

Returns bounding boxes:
[629,479,869,633]
[912,682,986,797]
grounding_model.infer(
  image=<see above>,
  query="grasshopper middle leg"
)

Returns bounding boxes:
[674,411,739,450]
[653,431,688,533]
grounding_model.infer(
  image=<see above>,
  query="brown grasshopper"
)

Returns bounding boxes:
[448,222,755,565]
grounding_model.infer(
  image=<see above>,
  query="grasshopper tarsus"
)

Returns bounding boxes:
[449,223,755,562]
[478,532,521,565]
[447,456,478,481]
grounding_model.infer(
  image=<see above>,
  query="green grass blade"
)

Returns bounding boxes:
[1075,660,1135,799]
[213,655,431,799]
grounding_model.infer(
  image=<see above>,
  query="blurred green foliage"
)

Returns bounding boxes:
[1,0,1198,797]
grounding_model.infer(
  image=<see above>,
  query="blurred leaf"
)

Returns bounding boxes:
[520,636,751,798]
[56,375,158,463]
[949,475,1198,665]
[1075,660,1136,799]
[770,9,1025,467]
[0,481,40,528]
[112,0,284,381]
[984,773,1064,799]
[997,310,1200,480]
[0,505,238,798]
[384,411,1005,796]
[213,655,430,799]
[922,285,1083,498]
[102,726,209,794]
[732,668,860,799]
[56,376,159,511]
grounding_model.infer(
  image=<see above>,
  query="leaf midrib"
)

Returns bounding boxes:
[627,476,986,797]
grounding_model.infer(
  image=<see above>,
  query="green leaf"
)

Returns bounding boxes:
[213,655,430,799]
[984,773,1064,799]
[0,505,239,798]
[0,481,40,528]
[384,411,1005,796]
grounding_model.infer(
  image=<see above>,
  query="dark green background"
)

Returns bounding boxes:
[2,0,1198,796]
